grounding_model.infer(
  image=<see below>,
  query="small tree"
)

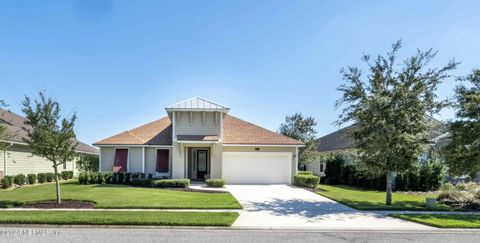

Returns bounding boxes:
[279,112,319,166]
[443,69,480,177]
[337,41,457,205]
[22,92,77,204]
[76,153,99,172]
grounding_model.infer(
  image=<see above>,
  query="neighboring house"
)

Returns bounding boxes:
[0,109,98,177]
[94,97,304,184]
[307,117,449,176]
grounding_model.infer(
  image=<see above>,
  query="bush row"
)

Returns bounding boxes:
[78,172,152,185]
[78,171,190,188]
[321,154,445,191]
[0,171,74,189]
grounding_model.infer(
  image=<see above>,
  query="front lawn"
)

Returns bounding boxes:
[0,181,242,209]
[391,214,480,228]
[0,211,239,226]
[317,184,450,211]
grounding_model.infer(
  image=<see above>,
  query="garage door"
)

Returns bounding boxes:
[222,152,292,184]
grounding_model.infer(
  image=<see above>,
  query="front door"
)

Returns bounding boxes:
[196,149,208,179]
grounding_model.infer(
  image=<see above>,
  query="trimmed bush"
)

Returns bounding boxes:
[37,173,47,183]
[131,178,152,187]
[297,171,313,175]
[148,173,153,179]
[103,172,113,183]
[60,171,70,180]
[67,171,74,179]
[14,174,26,186]
[151,179,190,188]
[206,179,225,188]
[294,174,320,188]
[117,173,125,184]
[89,172,98,184]
[27,174,37,185]
[96,172,105,184]
[125,172,132,184]
[46,173,55,182]
[1,176,14,189]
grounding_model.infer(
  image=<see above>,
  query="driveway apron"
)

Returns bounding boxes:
[225,185,433,230]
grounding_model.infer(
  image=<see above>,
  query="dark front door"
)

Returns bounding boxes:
[196,149,208,179]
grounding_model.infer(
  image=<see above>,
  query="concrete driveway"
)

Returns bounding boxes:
[226,185,433,230]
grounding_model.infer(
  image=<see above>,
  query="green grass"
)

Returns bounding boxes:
[0,181,242,209]
[391,214,480,228]
[317,184,450,211]
[0,211,239,226]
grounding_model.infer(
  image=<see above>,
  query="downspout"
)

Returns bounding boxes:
[3,141,13,177]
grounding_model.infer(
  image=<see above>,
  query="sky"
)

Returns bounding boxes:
[1,0,479,145]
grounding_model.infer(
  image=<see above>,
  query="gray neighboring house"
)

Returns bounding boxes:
[307,117,449,176]
[0,109,98,177]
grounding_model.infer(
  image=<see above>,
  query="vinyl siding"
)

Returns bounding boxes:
[4,144,75,176]
[145,147,172,177]
[100,147,171,175]
[175,111,220,136]
[128,147,143,173]
[100,147,115,172]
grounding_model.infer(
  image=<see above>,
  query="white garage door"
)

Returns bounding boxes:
[222,152,292,184]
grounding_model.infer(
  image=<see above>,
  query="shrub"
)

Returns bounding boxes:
[323,154,348,185]
[1,176,14,189]
[78,172,87,184]
[89,172,98,184]
[103,172,113,183]
[46,173,55,182]
[151,179,190,188]
[437,182,480,210]
[37,173,47,183]
[148,173,153,179]
[131,178,152,187]
[117,173,125,184]
[96,172,105,184]
[60,171,70,180]
[206,179,225,188]
[294,174,320,188]
[297,171,313,175]
[125,172,132,184]
[67,171,74,179]
[13,174,26,185]
[27,174,37,185]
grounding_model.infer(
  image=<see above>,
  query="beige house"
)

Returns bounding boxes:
[0,109,98,177]
[94,97,304,184]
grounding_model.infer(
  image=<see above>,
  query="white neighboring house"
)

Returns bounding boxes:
[94,97,304,185]
[0,109,98,177]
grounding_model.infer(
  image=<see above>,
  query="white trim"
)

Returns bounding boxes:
[0,139,27,146]
[96,145,172,148]
[142,146,146,173]
[220,112,223,142]
[222,144,305,147]
[172,111,176,141]
[98,147,102,172]
[177,141,219,144]
[294,146,299,176]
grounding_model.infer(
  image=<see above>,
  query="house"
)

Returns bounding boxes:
[307,117,449,176]
[0,109,98,177]
[93,97,304,184]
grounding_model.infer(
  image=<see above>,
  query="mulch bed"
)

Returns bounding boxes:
[20,200,95,209]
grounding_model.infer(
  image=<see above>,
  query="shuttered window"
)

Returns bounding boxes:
[156,149,169,172]
[113,149,128,172]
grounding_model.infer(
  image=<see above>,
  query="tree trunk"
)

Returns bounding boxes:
[53,163,61,204]
[386,170,393,205]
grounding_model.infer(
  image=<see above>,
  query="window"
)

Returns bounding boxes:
[156,149,169,172]
[320,162,325,173]
[113,149,128,172]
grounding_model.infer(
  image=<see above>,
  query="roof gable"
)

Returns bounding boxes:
[165,97,230,112]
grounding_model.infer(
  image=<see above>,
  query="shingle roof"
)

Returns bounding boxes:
[317,117,449,153]
[0,109,99,155]
[166,97,230,111]
[177,135,219,142]
[94,115,303,146]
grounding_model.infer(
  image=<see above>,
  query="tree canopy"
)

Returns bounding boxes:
[443,69,480,177]
[336,41,458,204]
[279,112,318,165]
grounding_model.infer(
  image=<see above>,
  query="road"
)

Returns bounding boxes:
[1,227,480,243]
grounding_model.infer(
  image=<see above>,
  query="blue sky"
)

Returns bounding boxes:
[1,0,479,145]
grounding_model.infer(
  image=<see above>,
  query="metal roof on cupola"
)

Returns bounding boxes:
[165,97,230,113]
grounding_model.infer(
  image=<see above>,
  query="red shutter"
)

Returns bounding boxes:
[156,149,169,172]
[113,149,128,172]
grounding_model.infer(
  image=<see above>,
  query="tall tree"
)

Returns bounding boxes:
[22,92,78,204]
[279,112,318,165]
[337,41,458,205]
[443,69,480,177]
